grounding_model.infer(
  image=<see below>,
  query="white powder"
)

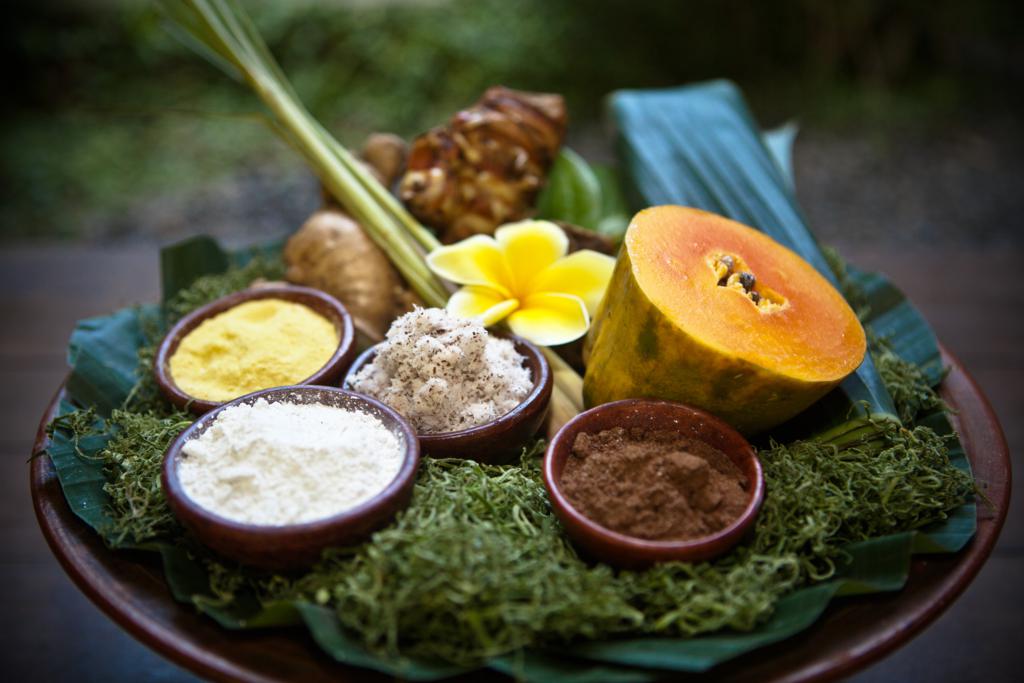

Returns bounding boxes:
[177,398,403,526]
[349,307,532,434]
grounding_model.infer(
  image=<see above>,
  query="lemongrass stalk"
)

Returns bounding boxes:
[542,349,586,436]
[169,1,448,304]
[214,0,440,254]
[212,1,445,257]
[259,75,449,306]
[546,385,581,440]
[816,413,898,450]
[165,0,589,418]
[320,131,442,252]
[201,15,450,304]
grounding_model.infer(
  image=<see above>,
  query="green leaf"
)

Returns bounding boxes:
[160,235,230,306]
[840,250,971,553]
[835,533,915,596]
[65,304,160,416]
[537,147,603,229]
[159,235,286,300]
[911,409,976,553]
[568,581,842,672]
[538,124,797,245]
[147,542,297,629]
[611,80,897,427]
[490,650,659,683]
[44,401,114,531]
[851,265,945,386]
[592,165,630,242]
[296,603,468,681]
[763,121,799,189]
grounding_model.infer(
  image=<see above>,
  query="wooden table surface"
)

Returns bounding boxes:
[1,242,1019,681]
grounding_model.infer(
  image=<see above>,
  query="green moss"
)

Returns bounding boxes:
[100,409,193,545]
[874,346,947,424]
[254,418,967,664]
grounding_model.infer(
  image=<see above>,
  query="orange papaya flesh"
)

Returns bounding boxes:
[583,205,866,435]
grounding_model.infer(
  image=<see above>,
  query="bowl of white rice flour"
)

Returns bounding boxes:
[161,386,419,570]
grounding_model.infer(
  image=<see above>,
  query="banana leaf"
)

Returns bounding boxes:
[538,125,793,245]
[65,305,159,416]
[848,265,945,386]
[160,235,229,305]
[45,400,112,531]
[611,80,897,430]
[763,121,799,190]
[160,234,286,308]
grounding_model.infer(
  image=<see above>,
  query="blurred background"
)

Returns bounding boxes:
[2,0,1021,681]
[2,0,1022,244]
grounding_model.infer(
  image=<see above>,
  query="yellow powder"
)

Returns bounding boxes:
[169,298,339,402]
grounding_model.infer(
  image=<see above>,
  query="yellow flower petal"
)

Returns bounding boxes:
[447,286,520,326]
[530,249,616,315]
[507,292,590,346]
[427,235,512,296]
[494,220,569,294]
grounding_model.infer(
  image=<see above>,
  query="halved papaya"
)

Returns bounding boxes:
[583,205,866,434]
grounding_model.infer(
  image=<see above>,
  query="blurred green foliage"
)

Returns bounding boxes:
[1,0,1020,240]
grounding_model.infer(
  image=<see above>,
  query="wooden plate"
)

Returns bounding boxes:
[29,350,1011,683]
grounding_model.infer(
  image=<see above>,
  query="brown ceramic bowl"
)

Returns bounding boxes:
[543,398,765,569]
[343,334,552,463]
[161,386,419,571]
[154,284,356,415]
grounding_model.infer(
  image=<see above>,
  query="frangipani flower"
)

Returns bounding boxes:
[426,220,616,346]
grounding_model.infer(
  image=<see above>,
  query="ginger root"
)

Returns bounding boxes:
[286,133,417,343]
[284,208,415,343]
[360,133,407,186]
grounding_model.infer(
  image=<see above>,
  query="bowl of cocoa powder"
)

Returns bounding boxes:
[543,398,764,568]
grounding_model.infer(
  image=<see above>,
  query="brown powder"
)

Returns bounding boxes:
[560,427,749,541]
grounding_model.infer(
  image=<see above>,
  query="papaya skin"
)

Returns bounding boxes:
[583,206,865,435]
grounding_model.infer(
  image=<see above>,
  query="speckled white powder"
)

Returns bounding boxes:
[349,307,532,434]
[178,398,403,526]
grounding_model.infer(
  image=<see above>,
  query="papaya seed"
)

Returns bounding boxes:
[713,254,735,286]
[739,272,756,291]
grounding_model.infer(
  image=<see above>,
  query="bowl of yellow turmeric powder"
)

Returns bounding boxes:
[155,285,356,414]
